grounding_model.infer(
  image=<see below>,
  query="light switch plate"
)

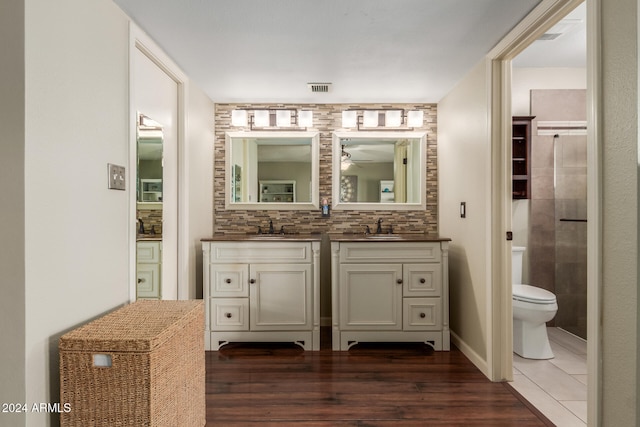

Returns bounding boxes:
[108,163,126,190]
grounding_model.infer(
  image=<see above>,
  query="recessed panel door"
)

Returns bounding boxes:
[250,264,312,330]
[340,263,403,330]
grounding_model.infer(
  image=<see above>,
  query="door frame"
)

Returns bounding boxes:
[128,23,190,301]
[488,0,601,424]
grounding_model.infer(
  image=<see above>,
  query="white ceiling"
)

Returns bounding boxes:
[113,0,585,104]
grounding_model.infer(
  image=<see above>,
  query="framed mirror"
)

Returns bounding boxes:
[225,131,320,210]
[332,131,427,210]
[137,114,163,209]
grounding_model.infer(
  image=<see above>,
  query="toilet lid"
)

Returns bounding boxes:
[513,284,557,304]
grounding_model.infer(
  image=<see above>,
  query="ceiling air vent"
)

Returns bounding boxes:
[538,33,562,41]
[538,18,583,41]
[307,82,332,93]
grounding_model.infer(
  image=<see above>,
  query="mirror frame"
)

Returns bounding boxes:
[332,131,427,211]
[225,131,320,210]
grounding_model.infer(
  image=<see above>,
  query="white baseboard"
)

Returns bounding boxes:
[450,330,490,379]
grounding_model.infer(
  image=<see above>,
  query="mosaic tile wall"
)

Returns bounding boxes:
[213,103,438,235]
[137,208,163,236]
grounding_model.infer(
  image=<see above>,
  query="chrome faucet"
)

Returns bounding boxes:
[269,219,274,234]
[376,218,383,234]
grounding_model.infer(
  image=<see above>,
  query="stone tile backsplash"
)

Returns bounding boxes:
[213,103,439,235]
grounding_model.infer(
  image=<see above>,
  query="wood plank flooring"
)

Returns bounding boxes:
[206,333,553,426]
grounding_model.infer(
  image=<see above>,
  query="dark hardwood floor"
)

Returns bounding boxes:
[206,330,553,426]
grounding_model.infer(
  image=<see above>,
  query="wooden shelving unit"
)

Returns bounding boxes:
[512,116,535,199]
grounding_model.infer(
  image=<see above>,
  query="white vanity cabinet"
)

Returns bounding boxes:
[331,239,450,351]
[202,239,321,350]
[136,240,161,299]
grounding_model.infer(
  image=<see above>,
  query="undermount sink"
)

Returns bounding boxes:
[365,234,404,239]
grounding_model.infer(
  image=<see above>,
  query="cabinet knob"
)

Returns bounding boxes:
[225,278,232,284]
[420,313,426,318]
[137,278,145,284]
[249,279,256,284]
[396,279,403,284]
[225,313,232,318]
[420,278,426,284]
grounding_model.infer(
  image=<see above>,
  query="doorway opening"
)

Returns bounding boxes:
[505,1,593,425]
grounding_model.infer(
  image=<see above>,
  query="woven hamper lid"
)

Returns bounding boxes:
[59,300,203,353]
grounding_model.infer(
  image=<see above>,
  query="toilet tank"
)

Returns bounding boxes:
[512,246,526,284]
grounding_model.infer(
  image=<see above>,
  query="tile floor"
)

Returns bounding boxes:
[511,327,587,426]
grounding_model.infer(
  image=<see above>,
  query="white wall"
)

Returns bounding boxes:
[22,1,131,425]
[438,58,491,375]
[512,68,587,116]
[186,84,215,299]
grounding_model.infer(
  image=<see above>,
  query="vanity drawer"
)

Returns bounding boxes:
[339,242,441,263]
[208,242,312,264]
[209,264,249,297]
[137,241,161,263]
[211,298,249,331]
[403,298,441,331]
[403,264,442,297]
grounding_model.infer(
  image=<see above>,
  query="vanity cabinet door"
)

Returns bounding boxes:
[340,263,403,330]
[250,264,312,331]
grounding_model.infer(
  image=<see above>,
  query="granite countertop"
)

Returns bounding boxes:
[201,232,449,243]
[201,233,323,242]
[137,235,162,241]
[327,232,451,242]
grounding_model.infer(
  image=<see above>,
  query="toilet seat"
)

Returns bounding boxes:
[513,284,557,304]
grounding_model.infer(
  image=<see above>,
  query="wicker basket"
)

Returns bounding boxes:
[59,300,205,426]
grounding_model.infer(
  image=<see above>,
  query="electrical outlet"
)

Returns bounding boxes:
[108,163,126,190]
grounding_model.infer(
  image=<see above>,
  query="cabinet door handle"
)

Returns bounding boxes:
[225,278,232,284]
[419,278,426,284]
[225,312,232,318]
[396,279,403,284]
[249,278,256,284]
[420,312,426,318]
[137,278,145,284]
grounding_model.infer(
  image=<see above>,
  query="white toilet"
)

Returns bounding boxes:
[512,246,558,359]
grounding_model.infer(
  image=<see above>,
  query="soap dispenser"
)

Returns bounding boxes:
[321,198,330,217]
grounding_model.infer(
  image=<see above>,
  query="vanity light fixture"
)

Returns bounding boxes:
[230,108,313,130]
[298,110,313,128]
[385,110,402,127]
[407,110,424,127]
[253,110,270,128]
[340,108,424,131]
[275,110,291,127]
[363,110,379,128]
[231,110,248,127]
[342,111,358,128]
[139,114,163,129]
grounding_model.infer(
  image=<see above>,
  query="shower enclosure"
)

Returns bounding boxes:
[529,89,587,340]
